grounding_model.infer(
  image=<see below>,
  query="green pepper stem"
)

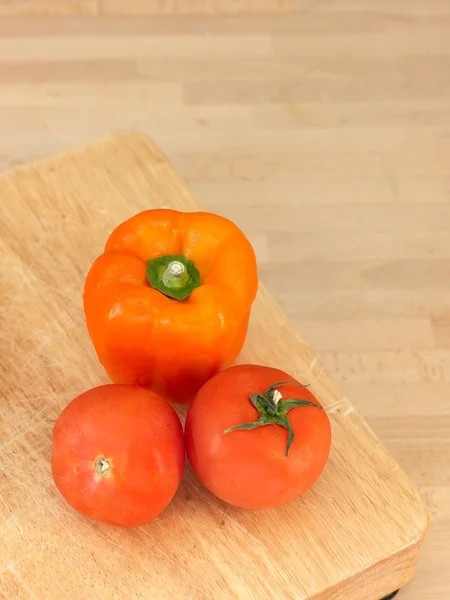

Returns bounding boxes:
[223,381,322,456]
[146,254,201,301]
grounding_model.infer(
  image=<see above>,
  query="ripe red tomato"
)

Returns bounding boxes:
[52,384,185,527]
[185,364,331,510]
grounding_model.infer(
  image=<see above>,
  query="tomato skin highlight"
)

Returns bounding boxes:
[185,364,332,510]
[52,384,185,527]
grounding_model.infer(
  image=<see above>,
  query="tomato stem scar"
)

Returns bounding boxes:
[94,457,111,476]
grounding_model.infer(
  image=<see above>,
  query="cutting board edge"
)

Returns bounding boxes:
[311,531,427,600]
[0,129,146,180]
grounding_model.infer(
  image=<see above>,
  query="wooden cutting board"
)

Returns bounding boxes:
[0,131,428,600]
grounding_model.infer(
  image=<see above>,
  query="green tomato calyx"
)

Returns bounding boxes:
[223,381,322,457]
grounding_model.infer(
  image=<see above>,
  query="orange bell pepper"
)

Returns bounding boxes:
[83,209,258,404]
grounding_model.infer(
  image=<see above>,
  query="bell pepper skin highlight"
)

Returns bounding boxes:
[83,209,258,404]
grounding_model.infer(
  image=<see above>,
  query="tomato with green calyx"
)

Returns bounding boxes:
[52,384,185,527]
[185,364,331,510]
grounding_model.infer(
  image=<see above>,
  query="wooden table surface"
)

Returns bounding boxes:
[0,1,449,599]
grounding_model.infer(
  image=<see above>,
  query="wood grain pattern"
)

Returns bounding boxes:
[0,0,97,16]
[0,131,428,600]
[0,1,449,598]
